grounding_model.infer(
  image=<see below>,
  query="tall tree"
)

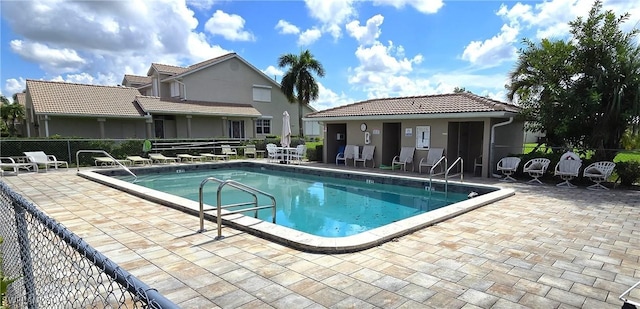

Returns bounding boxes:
[277,49,325,137]
[507,0,640,160]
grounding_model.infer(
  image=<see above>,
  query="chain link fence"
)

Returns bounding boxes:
[0,181,177,308]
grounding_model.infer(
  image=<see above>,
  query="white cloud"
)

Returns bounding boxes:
[298,28,322,46]
[372,0,444,14]
[348,40,427,98]
[304,0,356,39]
[346,15,384,46]
[461,24,518,67]
[263,65,283,78]
[1,0,231,89]
[313,82,354,110]
[495,0,638,40]
[10,40,86,74]
[186,0,216,11]
[204,10,255,42]
[275,20,300,35]
[5,78,26,96]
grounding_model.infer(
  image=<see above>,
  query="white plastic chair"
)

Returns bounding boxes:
[497,157,521,182]
[554,151,582,188]
[244,145,257,158]
[392,147,415,171]
[418,148,444,174]
[522,158,551,184]
[266,143,278,163]
[337,145,358,166]
[354,145,375,168]
[221,145,237,159]
[291,145,306,164]
[583,161,616,190]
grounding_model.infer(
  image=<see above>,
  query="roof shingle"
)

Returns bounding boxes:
[135,96,262,117]
[123,74,152,86]
[306,93,520,118]
[26,80,143,117]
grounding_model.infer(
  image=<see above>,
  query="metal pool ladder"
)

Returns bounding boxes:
[198,176,276,240]
[76,150,136,180]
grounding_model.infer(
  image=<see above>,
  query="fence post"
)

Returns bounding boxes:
[67,140,72,165]
[13,201,37,308]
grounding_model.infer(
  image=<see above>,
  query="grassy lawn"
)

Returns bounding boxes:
[523,143,640,162]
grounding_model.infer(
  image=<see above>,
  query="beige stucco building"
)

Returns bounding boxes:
[304,93,523,178]
[23,53,317,140]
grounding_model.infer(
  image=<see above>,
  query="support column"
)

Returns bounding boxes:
[145,115,153,139]
[186,115,192,138]
[222,117,227,137]
[44,115,50,137]
[97,118,106,138]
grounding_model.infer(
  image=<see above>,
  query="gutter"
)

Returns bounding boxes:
[303,111,517,122]
[490,117,514,178]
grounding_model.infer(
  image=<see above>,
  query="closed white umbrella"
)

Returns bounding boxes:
[281,111,291,148]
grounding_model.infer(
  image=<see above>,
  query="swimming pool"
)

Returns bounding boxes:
[115,168,469,237]
[79,162,514,253]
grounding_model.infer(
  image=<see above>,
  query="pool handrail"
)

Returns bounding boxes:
[445,157,464,196]
[198,177,276,239]
[76,150,136,180]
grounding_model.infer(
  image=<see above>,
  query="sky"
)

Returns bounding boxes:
[1,0,639,111]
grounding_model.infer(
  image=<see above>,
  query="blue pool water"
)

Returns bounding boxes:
[118,168,468,237]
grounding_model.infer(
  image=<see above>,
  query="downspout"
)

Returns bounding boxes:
[490,117,514,178]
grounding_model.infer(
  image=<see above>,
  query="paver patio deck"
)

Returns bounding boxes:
[1,163,639,308]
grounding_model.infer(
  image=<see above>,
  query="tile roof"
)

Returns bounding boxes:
[123,74,152,86]
[151,63,188,75]
[26,80,143,117]
[135,96,262,117]
[306,93,521,118]
[15,93,26,106]
[185,53,236,72]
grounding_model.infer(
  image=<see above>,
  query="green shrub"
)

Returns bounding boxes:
[614,161,640,186]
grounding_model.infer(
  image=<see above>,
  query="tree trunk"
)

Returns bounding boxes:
[298,102,304,138]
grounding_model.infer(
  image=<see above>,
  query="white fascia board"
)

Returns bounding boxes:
[303,111,518,122]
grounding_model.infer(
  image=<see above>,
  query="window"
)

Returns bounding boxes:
[170,81,180,97]
[252,85,271,102]
[416,126,431,149]
[228,120,245,138]
[256,119,271,134]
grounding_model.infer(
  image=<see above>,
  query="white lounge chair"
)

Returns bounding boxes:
[497,157,521,182]
[1,157,37,175]
[337,145,358,166]
[522,158,551,184]
[221,145,237,159]
[199,153,228,161]
[418,148,444,174]
[583,161,616,190]
[177,154,204,163]
[24,151,69,172]
[93,157,131,167]
[148,153,180,164]
[126,156,152,166]
[554,151,582,188]
[392,147,415,171]
[354,145,375,168]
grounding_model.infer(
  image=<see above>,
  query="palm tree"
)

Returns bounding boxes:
[277,49,325,137]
